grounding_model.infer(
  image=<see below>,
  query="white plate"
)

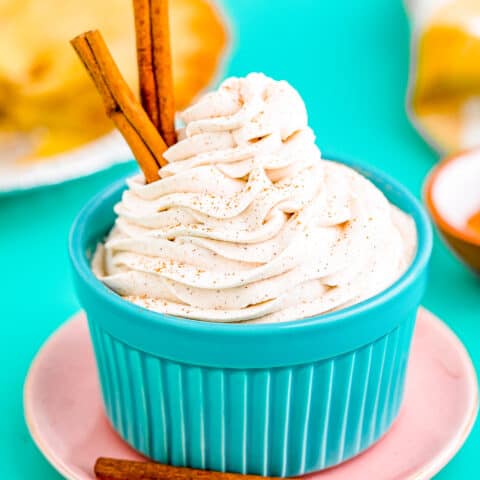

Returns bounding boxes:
[0,131,132,195]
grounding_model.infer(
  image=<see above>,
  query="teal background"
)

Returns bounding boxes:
[0,0,477,477]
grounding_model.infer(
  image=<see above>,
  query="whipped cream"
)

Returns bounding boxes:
[93,73,417,323]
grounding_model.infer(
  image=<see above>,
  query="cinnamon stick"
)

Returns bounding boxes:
[71,30,168,182]
[151,0,177,146]
[133,0,177,146]
[94,457,279,480]
[133,0,160,129]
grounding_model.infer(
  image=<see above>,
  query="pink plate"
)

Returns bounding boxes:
[24,308,478,480]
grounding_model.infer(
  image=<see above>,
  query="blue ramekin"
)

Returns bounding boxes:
[69,157,432,477]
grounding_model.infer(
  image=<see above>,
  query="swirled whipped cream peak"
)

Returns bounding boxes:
[92,73,417,323]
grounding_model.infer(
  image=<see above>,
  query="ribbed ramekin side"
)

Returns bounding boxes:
[87,311,416,477]
[311,311,416,472]
[255,311,416,476]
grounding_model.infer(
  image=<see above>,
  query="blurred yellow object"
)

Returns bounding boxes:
[0,0,228,160]
[407,0,480,153]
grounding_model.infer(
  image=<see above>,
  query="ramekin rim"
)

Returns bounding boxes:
[69,156,433,336]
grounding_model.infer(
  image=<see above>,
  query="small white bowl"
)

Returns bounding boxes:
[424,149,480,273]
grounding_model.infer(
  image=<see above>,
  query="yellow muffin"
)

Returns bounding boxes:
[409,0,480,152]
[0,0,229,160]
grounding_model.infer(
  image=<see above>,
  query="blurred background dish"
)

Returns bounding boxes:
[424,148,480,273]
[0,0,229,194]
[406,0,480,153]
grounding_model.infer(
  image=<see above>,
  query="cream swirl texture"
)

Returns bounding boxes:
[93,73,416,323]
